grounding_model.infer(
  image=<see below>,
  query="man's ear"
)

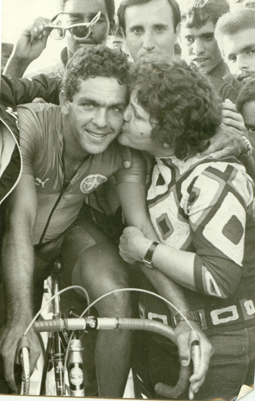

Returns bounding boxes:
[59,90,70,115]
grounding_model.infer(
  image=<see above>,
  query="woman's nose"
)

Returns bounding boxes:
[123,104,131,122]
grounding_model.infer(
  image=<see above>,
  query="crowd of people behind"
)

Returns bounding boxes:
[1,0,255,400]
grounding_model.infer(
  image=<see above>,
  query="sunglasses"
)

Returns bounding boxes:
[48,11,101,40]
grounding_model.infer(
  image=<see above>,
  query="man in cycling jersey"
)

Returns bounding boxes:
[0,45,146,398]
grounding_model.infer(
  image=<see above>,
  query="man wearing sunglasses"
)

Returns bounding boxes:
[4,0,115,78]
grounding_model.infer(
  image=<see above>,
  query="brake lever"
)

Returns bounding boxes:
[18,336,30,395]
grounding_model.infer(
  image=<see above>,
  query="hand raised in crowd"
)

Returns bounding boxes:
[199,99,249,160]
[222,99,249,135]
[4,17,51,77]
[0,322,40,393]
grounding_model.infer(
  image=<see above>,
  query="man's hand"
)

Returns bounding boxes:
[119,226,151,264]
[0,323,40,393]
[222,99,247,135]
[199,123,248,160]
[174,321,213,399]
[199,99,249,160]
[13,17,51,63]
[4,17,51,77]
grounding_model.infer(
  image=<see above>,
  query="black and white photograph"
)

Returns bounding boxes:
[1,0,255,400]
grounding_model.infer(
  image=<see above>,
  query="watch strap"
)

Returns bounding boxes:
[143,241,160,269]
[240,136,253,158]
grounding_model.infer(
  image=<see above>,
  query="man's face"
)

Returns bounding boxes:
[241,100,255,148]
[221,29,255,83]
[228,0,255,12]
[62,77,127,156]
[107,34,131,57]
[181,21,223,74]
[124,0,179,61]
[63,0,110,57]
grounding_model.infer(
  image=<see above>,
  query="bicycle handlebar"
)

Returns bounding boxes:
[34,316,191,398]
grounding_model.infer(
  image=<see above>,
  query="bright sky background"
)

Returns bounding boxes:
[1,0,60,43]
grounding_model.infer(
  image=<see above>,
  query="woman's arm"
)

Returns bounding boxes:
[119,161,253,298]
[116,152,213,392]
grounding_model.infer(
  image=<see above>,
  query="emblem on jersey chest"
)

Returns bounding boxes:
[80,174,107,194]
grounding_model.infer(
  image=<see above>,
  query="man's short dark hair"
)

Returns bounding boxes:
[117,0,181,35]
[60,0,115,27]
[129,55,222,160]
[62,45,129,101]
[181,0,229,30]
[236,77,255,114]
[215,9,255,56]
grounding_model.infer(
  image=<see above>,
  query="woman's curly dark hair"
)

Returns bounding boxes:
[62,45,130,101]
[129,56,222,159]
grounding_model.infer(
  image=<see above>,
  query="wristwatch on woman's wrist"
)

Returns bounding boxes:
[143,241,160,269]
[240,136,253,158]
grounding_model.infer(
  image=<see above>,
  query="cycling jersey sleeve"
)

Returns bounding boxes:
[115,148,147,186]
[1,74,61,107]
[186,162,254,298]
[17,105,42,176]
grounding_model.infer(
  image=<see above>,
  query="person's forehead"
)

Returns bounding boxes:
[75,77,127,102]
[125,0,175,29]
[222,28,255,54]
[64,0,108,16]
[182,21,216,36]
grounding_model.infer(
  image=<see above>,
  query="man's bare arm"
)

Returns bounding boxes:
[0,172,40,392]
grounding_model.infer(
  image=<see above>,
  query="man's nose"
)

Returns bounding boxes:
[93,108,108,127]
[236,54,250,72]
[244,0,255,7]
[143,30,155,51]
[193,38,205,54]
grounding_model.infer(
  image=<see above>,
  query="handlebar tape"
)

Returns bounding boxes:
[154,364,191,399]
[34,317,176,340]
